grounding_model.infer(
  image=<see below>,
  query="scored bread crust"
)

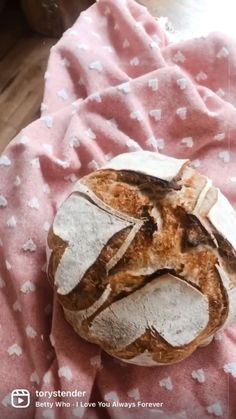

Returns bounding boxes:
[47,151,236,366]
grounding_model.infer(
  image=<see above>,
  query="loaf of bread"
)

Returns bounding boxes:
[46,151,236,366]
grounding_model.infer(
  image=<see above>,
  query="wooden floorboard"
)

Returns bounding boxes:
[0,37,55,122]
[0,36,55,152]
[0,1,56,153]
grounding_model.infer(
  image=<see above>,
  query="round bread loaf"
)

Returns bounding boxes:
[46,151,236,366]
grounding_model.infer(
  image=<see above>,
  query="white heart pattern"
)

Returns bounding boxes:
[104,6,111,15]
[6,216,17,228]
[7,343,22,356]
[28,197,40,210]
[88,160,100,171]
[0,155,11,166]
[0,195,7,207]
[17,135,29,145]
[216,88,225,98]
[13,300,21,312]
[134,22,143,31]
[14,176,21,186]
[148,78,159,91]
[41,102,48,113]
[26,325,37,338]
[159,376,173,391]
[1,393,11,407]
[181,137,194,148]
[149,109,162,121]
[196,71,208,81]
[216,46,229,59]
[90,355,101,369]
[65,29,78,36]
[89,61,103,72]
[30,371,40,384]
[223,362,236,377]
[86,128,96,140]
[206,402,223,417]
[42,410,55,419]
[191,368,205,383]
[76,43,88,50]
[177,78,187,90]
[0,277,6,288]
[107,118,118,128]
[173,50,186,63]
[44,71,51,80]
[123,39,130,48]
[89,92,102,103]
[130,57,140,66]
[83,15,93,23]
[72,407,85,418]
[5,260,11,270]
[104,391,119,402]
[57,156,70,170]
[126,139,142,151]
[20,280,36,294]
[57,89,69,100]
[41,115,53,128]
[102,46,113,53]
[118,82,131,94]
[146,136,165,150]
[150,41,159,49]
[176,107,187,120]
[218,150,230,163]
[214,133,225,141]
[127,388,140,400]
[43,371,53,384]
[31,158,40,168]
[22,239,37,252]
[64,174,78,183]
[130,110,143,121]
[43,184,51,194]
[203,90,213,101]
[69,135,80,147]
[43,143,53,154]
[58,366,73,381]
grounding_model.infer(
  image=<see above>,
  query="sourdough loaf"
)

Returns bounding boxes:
[47,151,236,366]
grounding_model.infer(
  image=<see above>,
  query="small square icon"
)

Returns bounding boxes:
[11,389,30,408]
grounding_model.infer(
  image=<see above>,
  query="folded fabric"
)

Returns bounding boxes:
[0,0,236,418]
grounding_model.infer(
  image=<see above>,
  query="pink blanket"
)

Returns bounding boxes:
[1,0,236,418]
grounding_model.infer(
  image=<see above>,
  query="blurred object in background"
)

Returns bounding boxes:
[138,0,236,40]
[21,0,95,37]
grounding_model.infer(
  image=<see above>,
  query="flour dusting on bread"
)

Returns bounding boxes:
[47,151,236,366]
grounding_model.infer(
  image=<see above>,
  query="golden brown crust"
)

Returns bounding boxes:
[47,165,232,365]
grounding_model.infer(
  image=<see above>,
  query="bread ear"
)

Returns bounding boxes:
[103,150,188,181]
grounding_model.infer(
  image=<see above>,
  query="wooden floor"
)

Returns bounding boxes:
[0,5,55,152]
